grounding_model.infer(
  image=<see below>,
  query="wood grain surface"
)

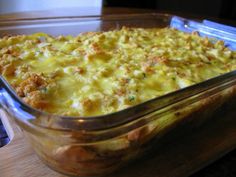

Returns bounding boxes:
[0,7,153,20]
[0,107,236,177]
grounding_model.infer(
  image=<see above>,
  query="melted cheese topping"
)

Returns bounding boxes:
[0,27,236,116]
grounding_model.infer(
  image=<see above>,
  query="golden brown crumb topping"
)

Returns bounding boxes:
[0,27,236,116]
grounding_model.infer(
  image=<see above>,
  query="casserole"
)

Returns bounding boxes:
[0,14,236,176]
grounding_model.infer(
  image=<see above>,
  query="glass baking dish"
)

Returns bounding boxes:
[0,13,236,177]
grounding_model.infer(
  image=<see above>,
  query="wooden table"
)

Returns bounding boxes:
[0,7,154,19]
[0,7,236,177]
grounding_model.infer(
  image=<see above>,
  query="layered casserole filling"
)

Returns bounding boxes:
[0,27,236,116]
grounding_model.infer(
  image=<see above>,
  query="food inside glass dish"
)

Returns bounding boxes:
[1,26,236,176]
[1,27,235,116]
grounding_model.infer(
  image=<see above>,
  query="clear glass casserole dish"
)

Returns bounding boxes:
[0,13,236,176]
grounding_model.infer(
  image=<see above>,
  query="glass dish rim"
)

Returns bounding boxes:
[0,13,236,131]
[0,12,172,22]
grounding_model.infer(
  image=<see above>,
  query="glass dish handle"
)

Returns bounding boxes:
[170,16,236,50]
[203,20,236,34]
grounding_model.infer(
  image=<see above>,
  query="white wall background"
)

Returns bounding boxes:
[0,0,102,14]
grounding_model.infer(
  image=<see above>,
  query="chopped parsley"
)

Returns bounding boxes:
[128,95,136,101]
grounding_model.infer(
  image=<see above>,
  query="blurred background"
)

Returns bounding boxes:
[0,0,102,14]
[0,0,235,20]
[105,0,236,20]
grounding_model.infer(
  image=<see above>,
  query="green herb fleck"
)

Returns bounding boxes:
[143,73,147,78]
[128,95,135,101]
[41,87,48,93]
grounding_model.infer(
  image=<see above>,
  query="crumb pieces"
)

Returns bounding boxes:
[15,73,49,109]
